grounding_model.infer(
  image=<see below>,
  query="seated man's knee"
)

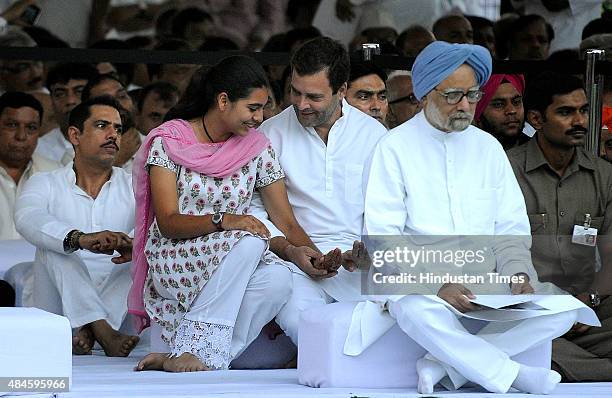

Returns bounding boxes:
[390,295,444,324]
[263,265,293,304]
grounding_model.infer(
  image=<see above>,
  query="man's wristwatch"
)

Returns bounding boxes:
[63,229,85,254]
[590,291,601,309]
[212,212,224,232]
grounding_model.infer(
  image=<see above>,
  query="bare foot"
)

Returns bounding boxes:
[135,353,168,371]
[90,320,140,357]
[72,325,94,355]
[163,352,209,372]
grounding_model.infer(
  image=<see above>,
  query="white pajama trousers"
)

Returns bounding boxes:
[388,295,577,393]
[170,236,292,369]
[32,250,131,331]
[275,272,335,345]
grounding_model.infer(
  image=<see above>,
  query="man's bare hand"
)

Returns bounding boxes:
[313,248,342,272]
[437,283,479,313]
[510,273,534,295]
[79,231,132,256]
[341,240,369,272]
[111,238,133,264]
[286,245,335,279]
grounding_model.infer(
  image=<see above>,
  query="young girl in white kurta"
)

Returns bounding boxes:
[131,56,316,372]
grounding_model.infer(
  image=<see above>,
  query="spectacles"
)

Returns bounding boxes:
[434,88,483,105]
[388,93,419,105]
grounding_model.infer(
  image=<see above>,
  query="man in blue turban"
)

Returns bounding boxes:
[363,41,593,394]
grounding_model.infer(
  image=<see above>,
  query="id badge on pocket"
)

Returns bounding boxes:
[572,225,598,246]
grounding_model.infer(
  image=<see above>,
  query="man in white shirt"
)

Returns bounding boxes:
[0,91,59,240]
[346,60,388,127]
[35,62,99,165]
[253,37,387,344]
[364,41,589,394]
[15,96,139,357]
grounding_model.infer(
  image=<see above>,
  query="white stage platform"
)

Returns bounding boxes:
[4,345,611,398]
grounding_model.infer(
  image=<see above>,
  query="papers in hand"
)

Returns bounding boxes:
[458,295,548,322]
[469,295,544,310]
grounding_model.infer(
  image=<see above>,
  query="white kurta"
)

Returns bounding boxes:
[14,164,135,329]
[0,154,60,240]
[360,110,592,393]
[255,100,385,297]
[252,100,386,343]
[364,110,537,281]
[34,127,74,165]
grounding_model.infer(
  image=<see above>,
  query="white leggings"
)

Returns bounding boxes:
[171,236,292,369]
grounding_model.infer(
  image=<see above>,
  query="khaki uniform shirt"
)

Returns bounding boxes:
[507,137,612,294]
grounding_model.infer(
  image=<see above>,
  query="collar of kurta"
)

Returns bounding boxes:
[295,99,349,138]
[64,162,120,186]
[416,111,469,141]
[525,133,596,174]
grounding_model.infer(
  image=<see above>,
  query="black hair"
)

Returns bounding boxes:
[155,8,179,39]
[165,55,269,121]
[81,73,125,102]
[509,15,555,44]
[524,72,585,116]
[46,63,99,90]
[0,91,43,123]
[88,39,134,86]
[432,15,472,38]
[147,39,193,79]
[137,81,180,112]
[582,18,612,40]
[199,36,240,51]
[466,15,494,31]
[348,61,388,87]
[396,25,433,52]
[68,96,124,132]
[547,49,580,63]
[290,37,349,94]
[284,27,322,52]
[171,7,212,38]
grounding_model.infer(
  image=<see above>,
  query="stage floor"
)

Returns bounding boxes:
[7,350,609,398]
[2,333,611,398]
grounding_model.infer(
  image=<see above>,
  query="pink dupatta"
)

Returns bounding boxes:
[128,119,270,332]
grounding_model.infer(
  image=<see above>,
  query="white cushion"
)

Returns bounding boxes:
[0,239,36,278]
[298,301,551,388]
[0,308,71,387]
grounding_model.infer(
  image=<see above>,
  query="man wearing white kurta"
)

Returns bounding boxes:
[252,37,386,344]
[0,92,60,240]
[363,41,596,394]
[15,96,139,357]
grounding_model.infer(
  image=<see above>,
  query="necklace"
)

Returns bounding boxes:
[202,119,215,143]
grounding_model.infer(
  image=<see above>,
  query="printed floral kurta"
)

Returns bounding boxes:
[143,137,284,344]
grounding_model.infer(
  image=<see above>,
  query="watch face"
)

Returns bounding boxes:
[212,213,222,224]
